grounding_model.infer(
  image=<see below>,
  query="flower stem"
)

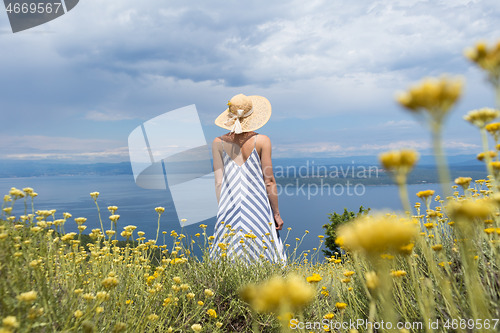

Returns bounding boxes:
[397,178,412,214]
[155,214,161,244]
[480,127,497,190]
[94,199,104,235]
[431,123,452,199]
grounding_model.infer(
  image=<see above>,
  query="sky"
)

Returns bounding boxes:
[1,0,500,163]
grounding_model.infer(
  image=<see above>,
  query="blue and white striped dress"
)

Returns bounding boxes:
[209,134,287,264]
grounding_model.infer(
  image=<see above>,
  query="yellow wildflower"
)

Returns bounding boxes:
[96,291,109,302]
[486,122,500,141]
[335,302,347,310]
[324,313,334,319]
[204,289,214,297]
[447,198,495,221]
[379,150,419,184]
[390,270,407,277]
[147,314,159,321]
[484,228,495,235]
[343,271,355,277]
[464,40,500,85]
[464,108,500,128]
[2,316,19,329]
[477,151,497,161]
[191,324,202,332]
[396,76,463,123]
[431,244,443,251]
[17,291,37,303]
[336,213,417,255]
[454,177,473,190]
[107,206,118,213]
[109,215,120,222]
[74,217,87,224]
[416,190,435,199]
[207,308,217,318]
[306,273,322,283]
[424,222,434,229]
[239,274,315,314]
[365,271,379,290]
[101,273,119,289]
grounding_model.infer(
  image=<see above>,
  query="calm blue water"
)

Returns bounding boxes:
[0,175,443,259]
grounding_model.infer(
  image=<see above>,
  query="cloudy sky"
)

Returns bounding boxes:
[1,0,500,162]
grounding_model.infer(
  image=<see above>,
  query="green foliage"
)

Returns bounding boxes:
[322,206,370,258]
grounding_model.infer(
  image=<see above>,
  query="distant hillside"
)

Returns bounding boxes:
[0,161,133,178]
[0,155,486,185]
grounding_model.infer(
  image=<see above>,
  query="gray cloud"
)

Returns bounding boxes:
[0,0,499,161]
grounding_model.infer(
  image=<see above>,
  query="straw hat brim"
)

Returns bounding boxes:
[214,95,271,132]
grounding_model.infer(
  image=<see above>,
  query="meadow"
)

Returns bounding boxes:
[1,40,500,333]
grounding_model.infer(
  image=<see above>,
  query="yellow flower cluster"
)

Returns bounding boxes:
[155,207,165,214]
[477,151,497,162]
[101,272,119,289]
[379,150,419,171]
[109,215,120,222]
[9,187,25,199]
[464,108,500,129]
[336,213,418,255]
[16,290,37,303]
[206,308,217,318]
[454,177,473,189]
[306,273,322,283]
[416,190,435,199]
[486,122,500,142]
[464,40,500,84]
[239,274,315,314]
[447,199,496,222]
[365,271,379,290]
[379,150,419,184]
[396,76,463,124]
[335,302,347,310]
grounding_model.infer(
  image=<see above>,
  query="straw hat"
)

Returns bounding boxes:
[214,94,271,134]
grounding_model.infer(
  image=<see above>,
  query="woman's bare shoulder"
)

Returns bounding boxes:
[212,136,223,148]
[257,134,271,145]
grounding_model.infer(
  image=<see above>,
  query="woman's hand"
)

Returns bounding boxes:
[274,214,284,230]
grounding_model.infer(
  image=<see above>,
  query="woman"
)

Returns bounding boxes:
[209,93,287,264]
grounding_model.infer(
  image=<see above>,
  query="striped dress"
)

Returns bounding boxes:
[209,134,287,264]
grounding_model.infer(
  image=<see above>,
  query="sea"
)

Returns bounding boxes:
[0,175,443,261]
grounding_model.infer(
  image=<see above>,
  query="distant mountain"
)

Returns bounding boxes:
[273,154,480,167]
[0,160,133,178]
[0,154,482,178]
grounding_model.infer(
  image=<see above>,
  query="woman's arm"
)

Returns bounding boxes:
[212,137,224,204]
[259,134,284,230]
